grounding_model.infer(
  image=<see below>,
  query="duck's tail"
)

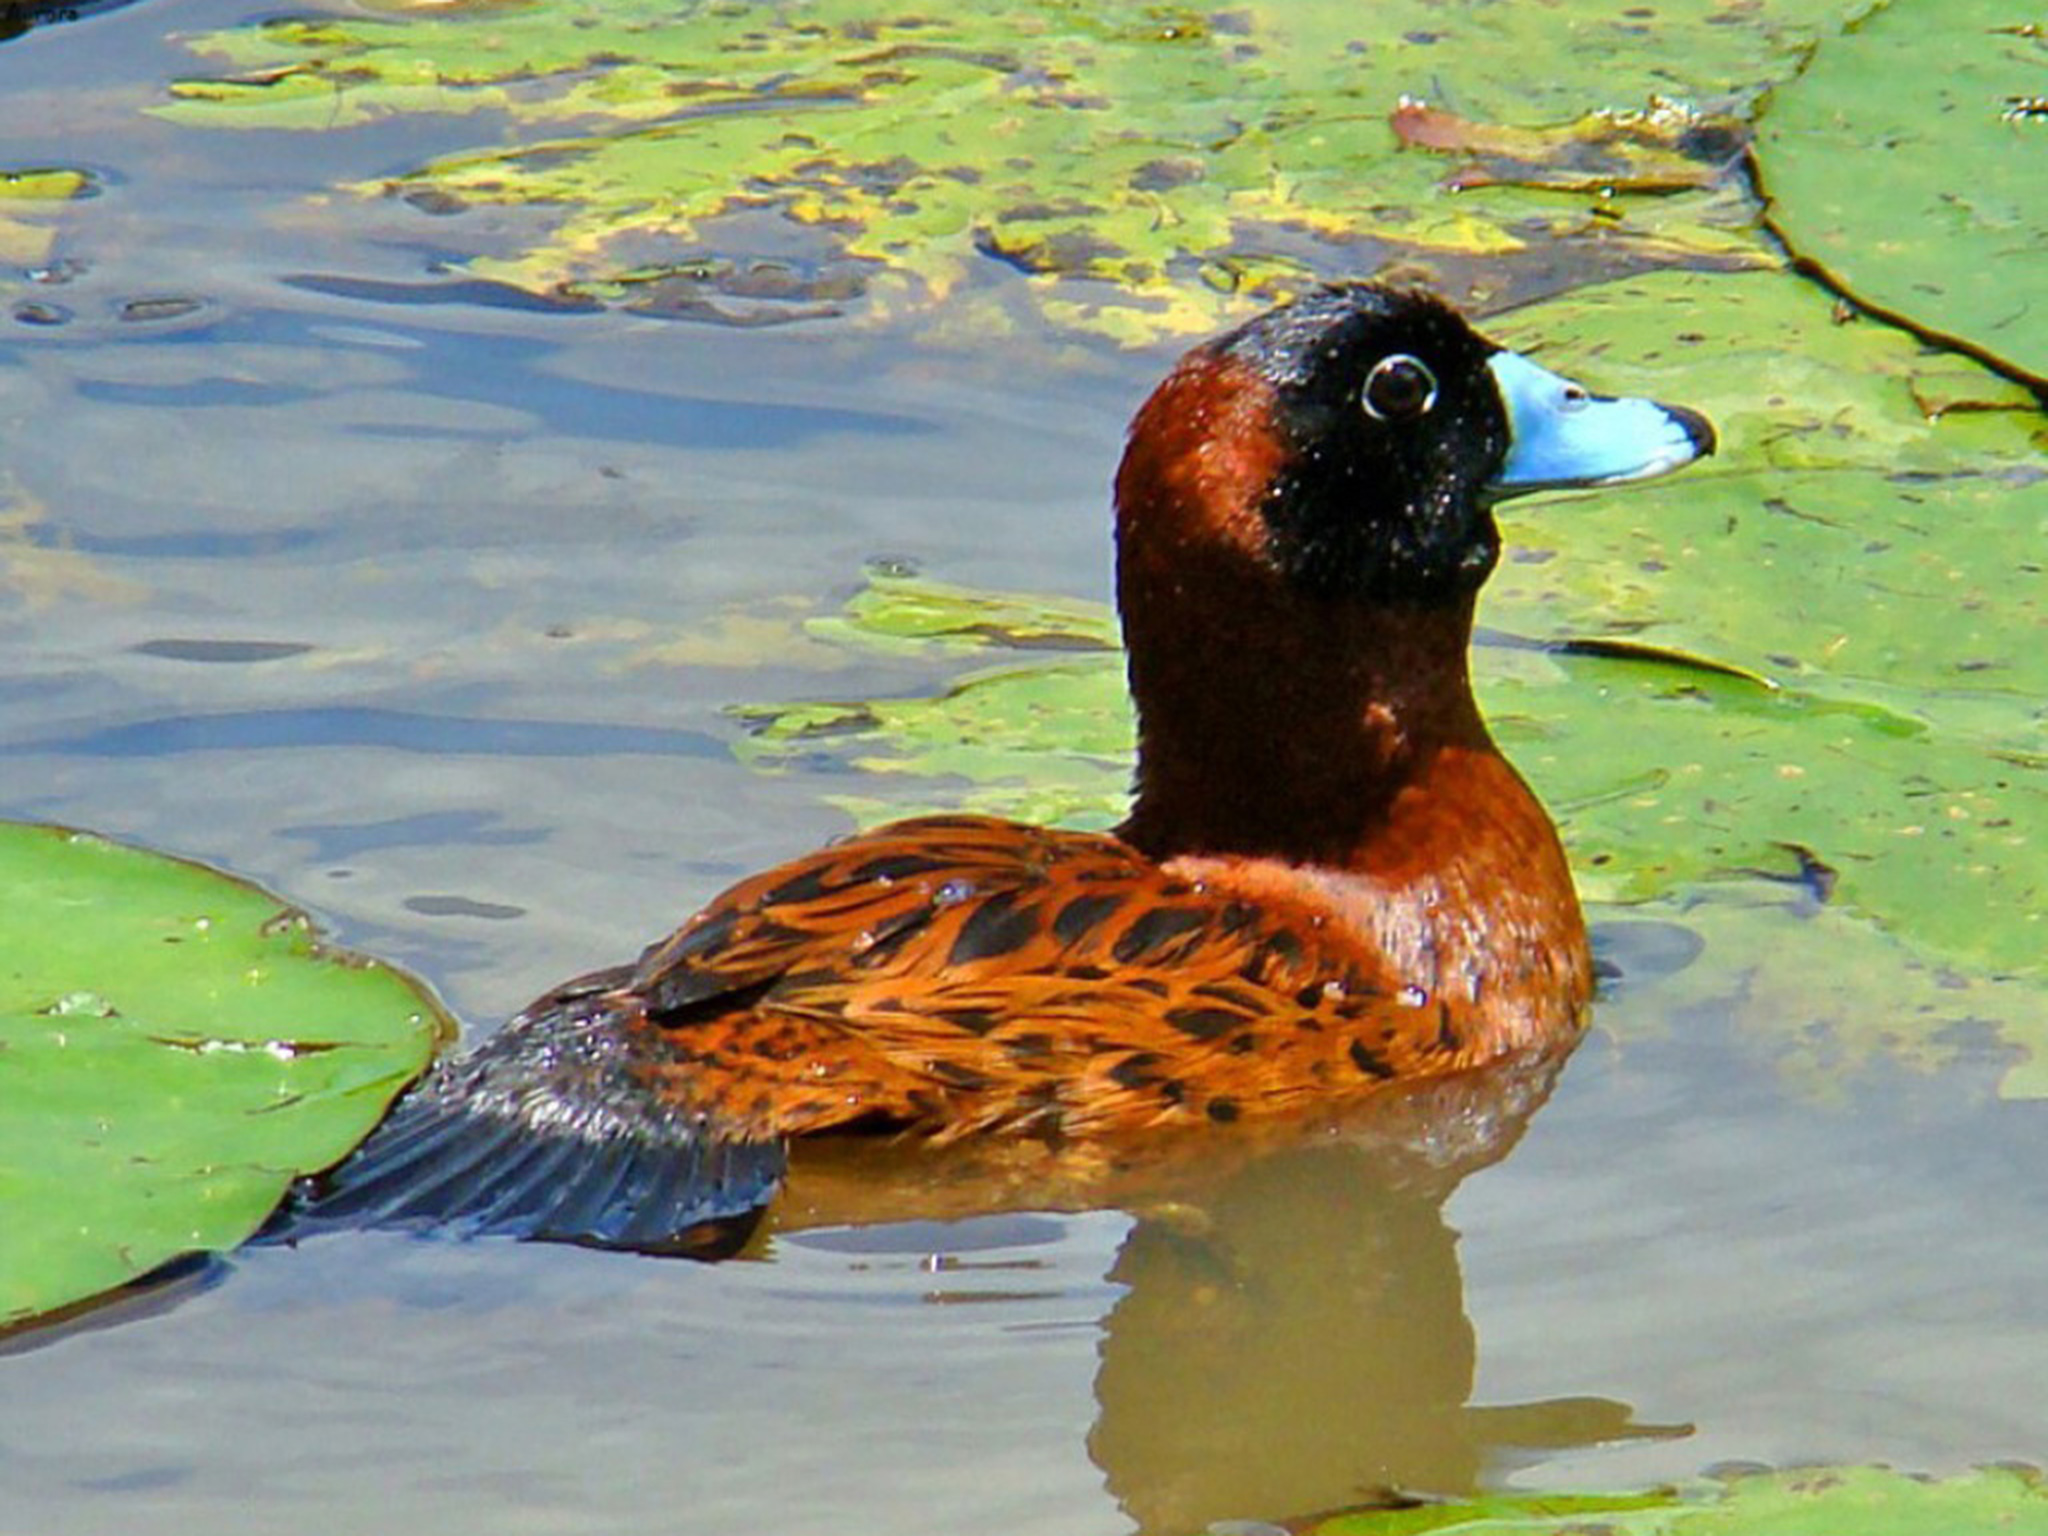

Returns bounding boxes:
[265,968,786,1259]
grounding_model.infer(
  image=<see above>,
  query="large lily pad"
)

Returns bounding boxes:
[1480,271,2045,979]
[1301,1463,2048,1535]
[733,267,2048,1087]
[0,822,449,1328]
[737,582,2048,1089]
[152,0,1868,339]
[1754,0,2048,386]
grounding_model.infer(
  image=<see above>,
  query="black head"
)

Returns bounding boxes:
[1212,284,1512,605]
[1205,282,1714,606]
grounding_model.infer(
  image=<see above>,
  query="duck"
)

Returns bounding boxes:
[291,283,1712,1255]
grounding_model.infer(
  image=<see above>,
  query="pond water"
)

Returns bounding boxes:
[4,5,2046,1534]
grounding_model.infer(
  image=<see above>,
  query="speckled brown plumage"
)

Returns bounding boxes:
[543,803,1583,1142]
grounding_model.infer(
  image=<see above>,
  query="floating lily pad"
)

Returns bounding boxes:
[805,569,1118,657]
[0,822,449,1329]
[1480,270,2045,971]
[1301,1463,2048,1535]
[1754,0,2048,385]
[154,0,1868,338]
[734,643,1133,833]
[733,268,2048,1087]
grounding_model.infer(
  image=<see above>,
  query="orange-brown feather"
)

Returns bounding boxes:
[565,800,1586,1142]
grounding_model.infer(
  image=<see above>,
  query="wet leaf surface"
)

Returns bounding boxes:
[734,268,2048,1090]
[1300,1463,2048,1535]
[1755,0,2048,385]
[0,822,448,1329]
[152,0,1867,339]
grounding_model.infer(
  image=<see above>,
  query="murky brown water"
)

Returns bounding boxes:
[4,6,2046,1534]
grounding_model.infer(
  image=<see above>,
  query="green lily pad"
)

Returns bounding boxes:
[1301,1463,2048,1535]
[735,645,1133,832]
[0,822,449,1329]
[805,568,1118,657]
[1635,883,2048,1100]
[1754,0,2048,386]
[1479,270,2046,986]
[154,0,1869,339]
[732,267,2048,1087]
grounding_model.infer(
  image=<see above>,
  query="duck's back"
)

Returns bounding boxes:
[529,813,1575,1130]
[289,801,1584,1251]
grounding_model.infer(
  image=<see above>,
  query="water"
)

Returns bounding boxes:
[6,987,2045,1535]
[4,5,2046,1533]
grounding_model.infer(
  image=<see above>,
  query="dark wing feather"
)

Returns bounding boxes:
[277,967,783,1258]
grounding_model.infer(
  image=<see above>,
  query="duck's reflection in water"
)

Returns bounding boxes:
[769,1047,1687,1535]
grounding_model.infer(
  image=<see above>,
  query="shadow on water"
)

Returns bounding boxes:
[766,1050,1688,1533]
[0,1253,229,1358]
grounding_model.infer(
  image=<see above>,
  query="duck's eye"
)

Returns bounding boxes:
[1361,354,1439,422]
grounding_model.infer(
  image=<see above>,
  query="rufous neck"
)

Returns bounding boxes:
[1115,576,1491,866]
[1108,342,1502,868]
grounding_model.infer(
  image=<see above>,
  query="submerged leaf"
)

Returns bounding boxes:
[1301,1463,2048,1535]
[1390,98,1750,193]
[153,0,1864,338]
[728,268,2048,1087]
